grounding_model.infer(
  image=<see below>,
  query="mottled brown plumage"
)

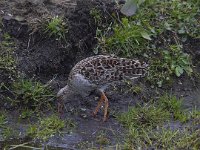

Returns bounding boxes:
[57,55,148,121]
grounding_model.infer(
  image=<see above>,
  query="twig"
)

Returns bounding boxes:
[26,36,31,50]
[8,141,42,150]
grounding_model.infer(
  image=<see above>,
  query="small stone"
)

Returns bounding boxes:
[15,16,25,22]
[178,81,182,85]
[80,108,86,112]
[3,15,12,21]
[80,114,87,119]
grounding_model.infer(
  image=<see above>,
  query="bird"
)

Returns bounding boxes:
[57,55,148,122]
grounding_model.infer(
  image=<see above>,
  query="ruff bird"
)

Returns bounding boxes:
[57,55,148,121]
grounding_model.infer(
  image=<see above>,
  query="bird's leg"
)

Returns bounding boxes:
[57,97,64,117]
[93,91,109,122]
[102,92,109,122]
[93,94,104,116]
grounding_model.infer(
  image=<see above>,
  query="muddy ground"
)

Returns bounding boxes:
[0,0,200,149]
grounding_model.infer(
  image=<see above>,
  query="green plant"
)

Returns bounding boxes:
[94,26,112,54]
[167,0,200,39]
[0,113,15,139]
[117,94,200,149]
[2,127,15,139]
[27,115,67,141]
[27,124,37,136]
[102,18,151,57]
[124,127,178,149]
[117,104,170,128]
[97,0,199,56]
[0,114,7,128]
[118,80,143,94]
[163,45,193,77]
[96,132,110,145]
[176,129,200,149]
[0,33,16,78]
[157,94,189,122]
[90,8,102,25]
[147,45,193,87]
[124,127,200,149]
[190,108,200,125]
[147,57,172,87]
[19,109,34,119]
[11,79,55,110]
[44,16,67,40]
[130,0,200,39]
[158,95,182,113]
[95,0,198,87]
[65,119,76,129]
[76,141,92,149]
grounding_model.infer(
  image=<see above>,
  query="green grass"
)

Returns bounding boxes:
[117,94,200,149]
[147,45,193,87]
[19,109,34,119]
[99,0,200,56]
[0,113,15,139]
[100,17,150,57]
[10,79,55,110]
[124,80,143,94]
[0,114,7,128]
[123,127,200,150]
[157,94,190,122]
[90,8,102,26]
[27,115,75,141]
[117,104,170,128]
[44,16,67,41]
[2,127,15,139]
[0,33,55,114]
[95,0,199,87]
[164,45,193,77]
[96,132,110,145]
[0,33,16,80]
[0,33,18,111]
[190,108,200,125]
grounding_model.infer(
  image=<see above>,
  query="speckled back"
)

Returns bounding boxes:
[68,55,148,85]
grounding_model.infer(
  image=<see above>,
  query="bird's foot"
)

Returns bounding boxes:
[92,111,97,117]
[93,91,109,122]
[57,100,64,119]
[103,116,107,122]
[92,108,109,122]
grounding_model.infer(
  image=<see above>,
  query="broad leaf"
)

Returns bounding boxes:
[120,0,137,16]
[164,22,172,31]
[184,66,193,75]
[141,31,152,40]
[175,66,183,77]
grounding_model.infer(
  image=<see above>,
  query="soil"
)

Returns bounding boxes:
[0,0,199,149]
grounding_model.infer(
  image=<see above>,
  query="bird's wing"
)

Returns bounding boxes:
[70,73,97,97]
